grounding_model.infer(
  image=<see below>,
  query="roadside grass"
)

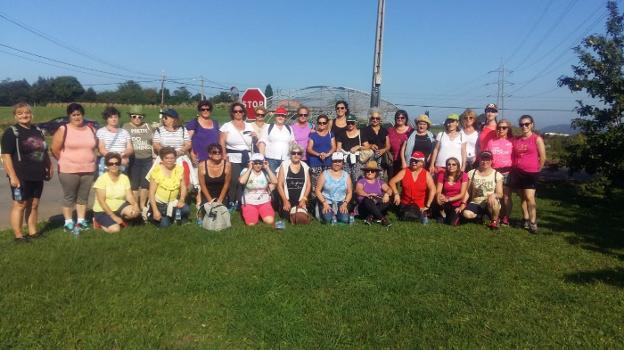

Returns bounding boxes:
[1,183,623,348]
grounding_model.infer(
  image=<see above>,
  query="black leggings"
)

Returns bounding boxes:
[357,197,389,220]
[440,202,461,225]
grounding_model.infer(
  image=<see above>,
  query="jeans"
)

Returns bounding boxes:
[155,203,190,228]
[266,158,282,173]
[321,201,350,224]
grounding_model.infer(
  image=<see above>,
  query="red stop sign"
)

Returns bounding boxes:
[241,88,266,120]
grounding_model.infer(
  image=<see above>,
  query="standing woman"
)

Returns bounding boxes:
[219,102,255,209]
[460,109,479,170]
[123,105,153,215]
[198,143,231,205]
[315,152,353,224]
[306,114,336,213]
[512,115,546,233]
[276,144,311,218]
[401,114,435,169]
[429,114,466,173]
[250,106,268,151]
[361,107,391,172]
[291,106,314,160]
[387,110,413,178]
[187,100,220,166]
[1,103,52,242]
[51,103,98,232]
[152,109,191,157]
[485,119,514,226]
[478,103,498,155]
[258,106,295,172]
[389,151,436,222]
[336,114,366,185]
[97,106,133,174]
[330,100,349,137]
[148,147,189,228]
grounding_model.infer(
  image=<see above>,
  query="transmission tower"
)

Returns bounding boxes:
[487,63,513,118]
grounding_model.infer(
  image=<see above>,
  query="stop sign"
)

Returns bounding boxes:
[240,88,266,120]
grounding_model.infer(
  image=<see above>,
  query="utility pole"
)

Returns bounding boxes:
[159,70,166,109]
[487,61,513,118]
[200,76,205,100]
[370,0,385,108]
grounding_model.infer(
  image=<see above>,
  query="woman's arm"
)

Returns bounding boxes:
[50,125,65,159]
[148,179,161,220]
[400,142,407,169]
[425,172,436,209]
[429,140,441,173]
[306,138,318,157]
[1,153,19,188]
[198,161,213,203]
[461,142,467,172]
[218,162,231,204]
[238,164,252,185]
[177,177,187,207]
[354,181,366,197]
[329,137,337,154]
[276,166,288,203]
[537,136,546,170]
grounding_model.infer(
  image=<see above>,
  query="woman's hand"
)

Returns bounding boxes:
[393,193,401,206]
[382,193,390,204]
[9,175,20,188]
[350,145,360,153]
[339,202,349,214]
[437,194,447,205]
[282,202,292,213]
[153,209,162,221]
[112,215,124,225]
[322,202,331,214]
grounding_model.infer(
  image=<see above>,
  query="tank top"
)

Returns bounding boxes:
[411,133,434,162]
[321,170,348,204]
[203,160,225,200]
[308,131,334,167]
[286,165,305,206]
[331,120,347,138]
[356,178,384,202]
[514,133,540,173]
[400,169,428,207]
[487,137,513,171]
[188,118,220,162]
[388,126,412,160]
[292,123,312,159]
[460,129,479,159]
[58,125,97,174]
[435,132,463,168]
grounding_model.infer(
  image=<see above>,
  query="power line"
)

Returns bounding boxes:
[395,102,574,112]
[506,0,555,63]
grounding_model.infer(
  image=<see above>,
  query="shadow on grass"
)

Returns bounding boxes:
[564,268,624,288]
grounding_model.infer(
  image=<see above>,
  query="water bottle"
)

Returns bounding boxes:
[331,202,338,225]
[72,224,80,237]
[275,220,285,230]
[175,208,182,222]
[13,187,22,201]
[421,209,429,225]
[349,214,355,225]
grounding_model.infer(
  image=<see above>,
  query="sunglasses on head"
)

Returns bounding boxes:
[291,151,303,156]
[520,122,532,127]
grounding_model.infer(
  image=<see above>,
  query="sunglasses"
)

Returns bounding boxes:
[520,122,532,127]
[252,161,263,165]
[346,121,356,125]
[233,110,244,114]
[497,126,509,130]
[106,162,120,166]
[131,115,144,119]
[200,108,211,112]
[335,106,346,110]
[317,121,328,125]
[486,109,497,113]
[256,113,266,117]
[370,117,381,121]
[464,116,475,120]
[298,113,309,117]
[395,116,406,120]
[365,170,377,174]
[210,151,222,155]
[332,160,343,163]
[447,163,458,167]
[291,152,303,156]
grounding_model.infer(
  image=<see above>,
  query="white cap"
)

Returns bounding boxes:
[331,152,344,161]
[251,153,264,162]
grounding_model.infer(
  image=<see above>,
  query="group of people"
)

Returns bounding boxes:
[1,100,546,242]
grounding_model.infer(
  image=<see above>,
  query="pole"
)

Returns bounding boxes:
[370,0,385,108]
[159,70,166,109]
[200,76,205,100]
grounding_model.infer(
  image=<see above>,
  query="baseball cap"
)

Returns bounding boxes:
[346,114,358,122]
[274,106,288,115]
[410,151,426,162]
[480,150,493,160]
[251,153,265,162]
[331,152,345,161]
[162,108,179,119]
[446,113,459,121]
[485,103,498,112]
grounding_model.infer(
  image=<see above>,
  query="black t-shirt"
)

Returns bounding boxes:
[286,165,305,206]
[1,125,48,181]
[411,133,434,161]
[362,125,388,148]
[336,131,361,152]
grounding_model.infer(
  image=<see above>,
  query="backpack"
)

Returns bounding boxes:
[201,201,231,231]
[4,125,46,162]
[60,124,98,151]
[268,123,292,135]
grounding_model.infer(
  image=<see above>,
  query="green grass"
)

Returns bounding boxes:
[1,182,623,348]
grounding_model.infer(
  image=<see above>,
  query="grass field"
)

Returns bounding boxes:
[1,182,623,348]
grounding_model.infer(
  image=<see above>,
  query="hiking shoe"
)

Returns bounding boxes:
[76,221,90,231]
[488,219,499,230]
[364,216,374,226]
[64,222,75,232]
[522,219,530,230]
[501,216,510,226]
[380,217,392,228]
[529,222,538,234]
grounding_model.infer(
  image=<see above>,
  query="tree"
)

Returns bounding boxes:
[170,86,192,104]
[558,1,624,186]
[0,79,31,105]
[31,77,55,104]
[116,80,146,104]
[50,76,84,102]
[81,87,97,102]
[264,84,274,100]
[210,91,233,104]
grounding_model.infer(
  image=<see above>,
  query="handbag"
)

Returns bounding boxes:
[289,206,311,224]
[201,201,231,231]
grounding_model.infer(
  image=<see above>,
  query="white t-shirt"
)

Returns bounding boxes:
[153,126,190,152]
[435,132,464,168]
[461,129,479,159]
[240,169,271,205]
[260,124,296,161]
[220,121,255,164]
[96,127,131,154]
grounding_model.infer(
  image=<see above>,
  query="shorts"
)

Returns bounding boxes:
[93,202,130,228]
[465,202,486,216]
[512,169,539,190]
[128,157,153,190]
[241,201,274,225]
[10,180,44,201]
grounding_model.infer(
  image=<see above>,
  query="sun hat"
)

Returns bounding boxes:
[331,152,345,161]
[362,160,382,172]
[162,108,179,119]
[415,114,431,125]
[128,105,144,115]
[410,151,426,162]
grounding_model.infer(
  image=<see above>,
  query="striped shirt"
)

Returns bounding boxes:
[153,126,190,152]
[96,127,131,154]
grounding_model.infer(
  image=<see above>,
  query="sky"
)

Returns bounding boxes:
[0,0,618,126]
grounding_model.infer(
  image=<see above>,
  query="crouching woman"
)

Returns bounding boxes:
[93,153,140,233]
[149,147,189,227]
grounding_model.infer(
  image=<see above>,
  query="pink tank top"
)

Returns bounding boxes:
[486,137,513,170]
[513,133,540,173]
[58,125,97,173]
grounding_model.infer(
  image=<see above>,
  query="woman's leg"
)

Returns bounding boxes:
[26,198,40,235]
[502,185,512,220]
[75,173,95,225]
[10,199,26,238]
[228,162,243,207]
[359,197,384,220]
[58,172,79,221]
[524,189,537,223]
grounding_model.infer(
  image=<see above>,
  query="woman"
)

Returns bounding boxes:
[362,107,390,172]
[485,119,514,226]
[153,109,191,156]
[478,103,499,156]
[219,102,256,210]
[512,115,546,233]
[198,143,231,205]
[435,157,468,226]
[387,110,413,178]
[92,153,140,233]
[51,103,98,232]
[258,106,295,172]
[401,114,435,169]
[315,152,353,224]
[462,151,504,229]
[148,147,190,228]
[460,109,479,170]
[238,153,277,226]
[123,105,153,215]
[291,106,314,160]
[250,106,268,138]
[355,161,392,227]
[429,113,466,173]
[336,114,366,185]
[97,106,133,173]
[276,144,311,219]
[1,102,52,242]
[330,100,349,136]
[306,114,336,214]
[389,151,435,222]
[186,100,220,166]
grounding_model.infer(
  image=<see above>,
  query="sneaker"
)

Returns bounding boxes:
[380,217,392,228]
[76,221,90,231]
[451,216,461,226]
[364,216,374,226]
[522,219,530,230]
[529,222,538,234]
[488,219,499,230]
[92,218,102,229]
[64,222,75,232]
[501,216,510,226]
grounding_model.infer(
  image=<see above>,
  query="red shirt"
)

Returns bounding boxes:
[401,169,428,207]
[437,170,468,207]
[478,126,496,154]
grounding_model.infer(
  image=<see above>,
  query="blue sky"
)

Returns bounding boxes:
[0,0,616,126]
